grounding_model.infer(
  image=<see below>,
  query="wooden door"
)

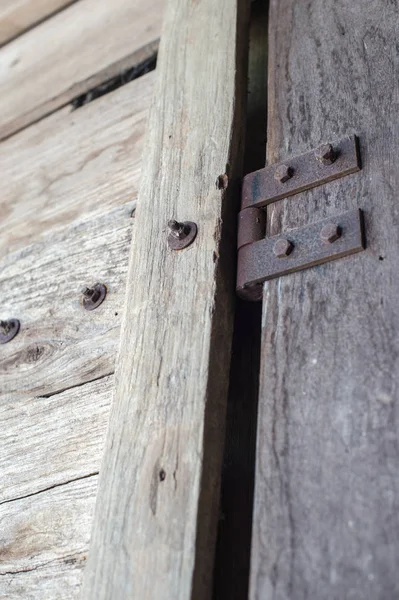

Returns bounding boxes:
[250,1,399,598]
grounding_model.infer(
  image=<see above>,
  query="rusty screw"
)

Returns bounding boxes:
[82,283,107,311]
[273,238,294,258]
[320,223,342,244]
[0,319,20,344]
[167,220,197,250]
[274,164,293,183]
[315,143,336,165]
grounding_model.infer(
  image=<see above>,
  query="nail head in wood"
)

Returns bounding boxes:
[167,220,197,250]
[82,283,107,311]
[0,319,20,344]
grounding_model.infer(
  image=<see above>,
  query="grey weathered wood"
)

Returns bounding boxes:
[0,476,97,599]
[1,70,153,260]
[81,0,250,598]
[251,1,399,598]
[0,205,132,400]
[0,375,112,504]
[0,0,75,46]
[0,0,162,140]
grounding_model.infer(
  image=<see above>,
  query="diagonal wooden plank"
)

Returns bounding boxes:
[251,1,399,598]
[0,0,76,46]
[0,375,112,504]
[0,205,132,400]
[0,476,98,599]
[1,70,154,260]
[81,0,250,597]
[0,0,163,140]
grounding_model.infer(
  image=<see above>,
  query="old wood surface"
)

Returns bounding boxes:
[0,0,75,46]
[0,375,112,504]
[0,0,162,140]
[0,205,131,400]
[81,0,250,597]
[251,1,399,598]
[0,475,97,600]
[1,70,153,260]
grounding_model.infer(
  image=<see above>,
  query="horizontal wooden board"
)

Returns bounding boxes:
[0,0,75,46]
[0,69,154,260]
[0,475,97,599]
[0,375,112,504]
[0,0,162,139]
[0,205,132,400]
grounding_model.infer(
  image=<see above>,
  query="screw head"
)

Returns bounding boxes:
[82,283,107,311]
[320,223,341,244]
[273,238,294,258]
[274,164,293,183]
[167,220,197,250]
[0,319,20,344]
[315,143,336,165]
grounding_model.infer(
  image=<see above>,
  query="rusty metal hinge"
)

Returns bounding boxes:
[237,136,366,301]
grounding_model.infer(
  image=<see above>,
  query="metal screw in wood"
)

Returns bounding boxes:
[82,283,107,311]
[0,319,20,344]
[167,220,197,250]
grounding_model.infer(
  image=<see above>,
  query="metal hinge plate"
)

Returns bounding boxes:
[237,136,366,301]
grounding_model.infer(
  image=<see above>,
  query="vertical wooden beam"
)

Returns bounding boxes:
[251,0,399,598]
[81,0,250,598]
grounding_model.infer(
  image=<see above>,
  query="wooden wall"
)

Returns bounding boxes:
[0,1,163,597]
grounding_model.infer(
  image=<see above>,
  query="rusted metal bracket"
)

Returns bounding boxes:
[241,136,360,210]
[237,136,366,301]
[237,209,365,300]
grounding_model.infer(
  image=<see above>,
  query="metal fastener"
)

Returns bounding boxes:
[273,238,294,258]
[320,223,342,243]
[82,283,107,311]
[167,220,197,250]
[315,143,336,165]
[274,164,293,183]
[0,319,20,344]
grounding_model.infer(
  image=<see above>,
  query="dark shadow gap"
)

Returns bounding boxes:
[71,53,157,110]
[212,0,269,598]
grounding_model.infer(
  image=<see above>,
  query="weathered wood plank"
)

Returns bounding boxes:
[81,0,250,598]
[0,476,97,599]
[0,375,112,504]
[0,0,162,140]
[251,1,399,598]
[0,70,153,260]
[0,205,131,400]
[0,0,75,46]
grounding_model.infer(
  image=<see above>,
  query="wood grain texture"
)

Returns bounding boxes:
[0,0,162,140]
[0,0,75,46]
[0,205,132,400]
[81,0,250,598]
[0,70,153,260]
[0,375,112,504]
[251,1,399,599]
[0,476,97,599]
